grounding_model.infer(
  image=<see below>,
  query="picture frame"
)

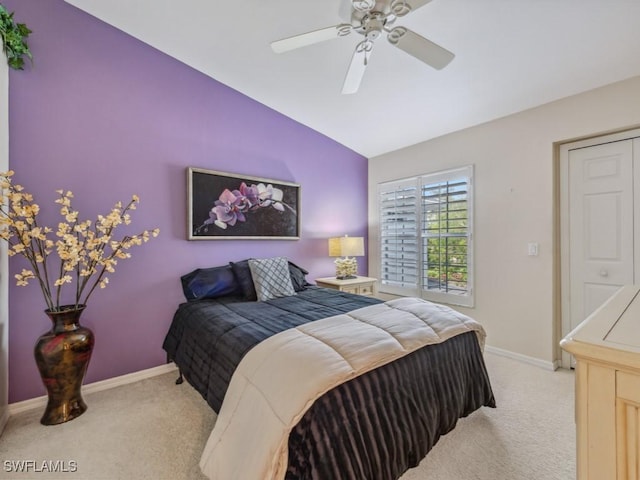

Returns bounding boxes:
[188,167,301,240]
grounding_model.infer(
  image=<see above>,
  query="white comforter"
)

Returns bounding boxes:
[199,297,486,480]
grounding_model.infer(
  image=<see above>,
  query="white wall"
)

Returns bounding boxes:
[369,75,640,366]
[0,56,9,432]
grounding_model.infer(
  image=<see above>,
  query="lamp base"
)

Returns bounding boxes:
[334,257,358,279]
[336,275,357,280]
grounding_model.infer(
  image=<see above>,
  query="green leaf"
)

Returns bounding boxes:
[16,23,31,37]
[8,56,22,70]
[0,3,33,70]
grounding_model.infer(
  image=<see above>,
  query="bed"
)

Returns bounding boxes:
[163,257,495,479]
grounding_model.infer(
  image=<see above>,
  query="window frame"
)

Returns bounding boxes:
[378,165,474,308]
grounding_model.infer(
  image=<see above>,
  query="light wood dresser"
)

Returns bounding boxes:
[560,285,640,480]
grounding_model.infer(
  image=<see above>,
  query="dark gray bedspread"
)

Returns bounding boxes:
[162,286,382,412]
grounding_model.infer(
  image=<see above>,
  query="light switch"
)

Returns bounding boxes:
[528,242,539,256]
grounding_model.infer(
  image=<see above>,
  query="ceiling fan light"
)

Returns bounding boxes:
[352,0,376,13]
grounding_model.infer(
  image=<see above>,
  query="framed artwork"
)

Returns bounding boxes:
[188,167,301,240]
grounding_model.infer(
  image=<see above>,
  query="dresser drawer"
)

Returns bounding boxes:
[341,285,359,295]
[314,277,377,297]
[357,284,374,296]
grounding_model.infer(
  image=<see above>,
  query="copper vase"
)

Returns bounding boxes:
[34,305,95,426]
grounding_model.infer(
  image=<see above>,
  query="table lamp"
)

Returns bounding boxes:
[328,235,364,279]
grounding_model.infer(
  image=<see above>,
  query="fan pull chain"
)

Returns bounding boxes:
[357,40,374,65]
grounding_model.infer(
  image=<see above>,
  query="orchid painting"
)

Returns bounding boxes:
[188,168,300,240]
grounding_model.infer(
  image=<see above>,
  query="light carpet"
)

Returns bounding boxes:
[0,352,575,480]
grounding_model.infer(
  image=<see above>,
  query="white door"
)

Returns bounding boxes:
[568,140,635,334]
[561,132,640,369]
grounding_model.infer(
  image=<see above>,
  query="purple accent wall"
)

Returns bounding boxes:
[4,0,368,403]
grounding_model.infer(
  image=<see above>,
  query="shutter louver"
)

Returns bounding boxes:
[379,182,418,288]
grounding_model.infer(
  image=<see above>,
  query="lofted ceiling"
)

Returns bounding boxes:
[64,0,640,158]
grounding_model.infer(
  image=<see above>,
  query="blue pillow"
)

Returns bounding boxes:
[288,261,310,292]
[181,265,241,301]
[229,260,258,301]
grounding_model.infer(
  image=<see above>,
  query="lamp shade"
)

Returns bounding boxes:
[328,236,365,257]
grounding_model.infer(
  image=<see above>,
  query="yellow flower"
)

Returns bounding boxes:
[1,170,159,311]
[54,275,72,286]
[57,222,70,236]
[13,220,26,231]
[15,269,35,286]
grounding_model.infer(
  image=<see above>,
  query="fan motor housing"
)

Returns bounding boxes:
[361,13,385,40]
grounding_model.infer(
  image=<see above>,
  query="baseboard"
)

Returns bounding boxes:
[484,345,558,371]
[8,363,178,417]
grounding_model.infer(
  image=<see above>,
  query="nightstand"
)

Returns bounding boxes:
[315,276,377,297]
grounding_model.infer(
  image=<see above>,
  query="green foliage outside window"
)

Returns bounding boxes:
[424,186,469,292]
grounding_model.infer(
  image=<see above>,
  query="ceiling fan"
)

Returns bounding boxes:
[270,0,455,94]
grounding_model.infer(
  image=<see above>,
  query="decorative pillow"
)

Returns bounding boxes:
[229,260,258,301]
[248,257,296,301]
[288,261,310,292]
[180,265,241,301]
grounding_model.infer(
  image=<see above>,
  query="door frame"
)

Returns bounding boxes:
[559,128,640,369]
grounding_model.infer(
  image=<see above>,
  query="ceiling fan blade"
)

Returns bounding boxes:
[387,27,454,70]
[342,40,374,95]
[271,24,352,53]
[390,0,433,16]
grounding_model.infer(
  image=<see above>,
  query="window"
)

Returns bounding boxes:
[379,165,474,307]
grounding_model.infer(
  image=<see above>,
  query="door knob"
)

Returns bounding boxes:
[599,269,608,277]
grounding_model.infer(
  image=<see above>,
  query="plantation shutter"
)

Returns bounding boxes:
[421,167,472,299]
[379,179,419,290]
[378,165,474,307]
